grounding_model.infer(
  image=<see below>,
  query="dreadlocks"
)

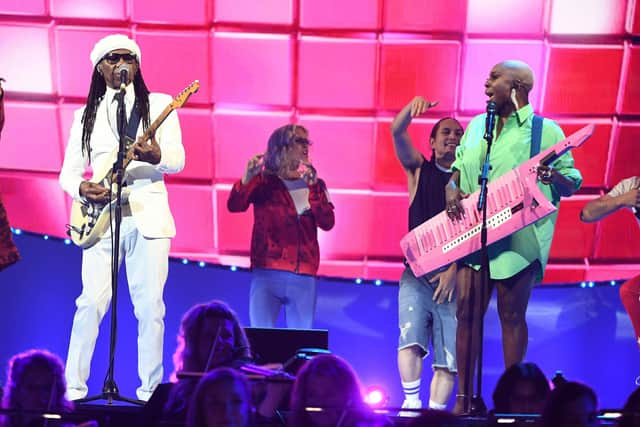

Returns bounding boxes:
[80,66,151,160]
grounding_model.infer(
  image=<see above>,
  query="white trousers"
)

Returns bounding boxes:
[65,217,170,401]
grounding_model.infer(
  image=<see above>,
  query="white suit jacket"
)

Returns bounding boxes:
[59,88,185,239]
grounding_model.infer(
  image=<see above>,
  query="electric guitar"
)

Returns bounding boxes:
[66,80,199,249]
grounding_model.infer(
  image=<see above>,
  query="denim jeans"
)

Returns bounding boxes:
[250,268,317,329]
[398,267,457,372]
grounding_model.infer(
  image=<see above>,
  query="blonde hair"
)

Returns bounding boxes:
[264,124,309,177]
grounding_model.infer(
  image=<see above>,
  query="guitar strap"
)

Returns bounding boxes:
[530,114,543,158]
[125,101,142,144]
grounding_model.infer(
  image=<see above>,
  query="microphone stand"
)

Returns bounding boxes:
[76,84,143,406]
[466,107,496,416]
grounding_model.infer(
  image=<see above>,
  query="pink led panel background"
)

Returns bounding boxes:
[1,0,638,284]
[378,40,460,112]
[50,0,126,21]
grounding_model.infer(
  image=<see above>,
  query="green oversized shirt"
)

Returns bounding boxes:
[452,104,582,281]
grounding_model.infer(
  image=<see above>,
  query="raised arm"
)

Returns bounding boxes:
[581,179,639,223]
[390,96,438,171]
[227,154,264,212]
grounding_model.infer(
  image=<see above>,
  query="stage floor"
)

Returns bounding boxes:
[1,232,637,412]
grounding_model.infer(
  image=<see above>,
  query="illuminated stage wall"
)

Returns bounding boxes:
[1,0,639,283]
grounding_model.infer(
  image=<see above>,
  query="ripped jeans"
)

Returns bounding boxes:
[398,267,457,372]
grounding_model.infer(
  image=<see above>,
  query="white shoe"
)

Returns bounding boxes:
[398,399,422,417]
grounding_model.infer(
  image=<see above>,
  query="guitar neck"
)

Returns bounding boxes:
[141,103,176,141]
[99,79,198,187]
[121,104,176,169]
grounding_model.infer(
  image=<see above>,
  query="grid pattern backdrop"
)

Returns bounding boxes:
[0,0,639,284]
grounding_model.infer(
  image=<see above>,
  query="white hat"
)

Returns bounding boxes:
[90,34,142,68]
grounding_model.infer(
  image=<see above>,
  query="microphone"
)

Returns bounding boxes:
[477,101,497,211]
[484,101,497,142]
[116,64,129,91]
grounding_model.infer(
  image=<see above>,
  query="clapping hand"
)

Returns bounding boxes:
[299,161,318,185]
[242,154,265,185]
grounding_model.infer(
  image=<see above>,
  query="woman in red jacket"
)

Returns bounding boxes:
[0,78,20,271]
[228,124,335,328]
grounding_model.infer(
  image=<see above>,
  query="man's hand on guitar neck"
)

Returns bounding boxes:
[132,134,161,165]
[79,181,111,203]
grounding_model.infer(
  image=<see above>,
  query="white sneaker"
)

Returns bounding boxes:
[398,399,422,417]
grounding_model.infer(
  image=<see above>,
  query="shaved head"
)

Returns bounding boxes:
[499,60,534,93]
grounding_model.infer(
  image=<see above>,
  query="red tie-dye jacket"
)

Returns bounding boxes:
[227,173,335,276]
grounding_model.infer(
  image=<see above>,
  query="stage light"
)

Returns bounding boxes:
[64,239,71,245]
[580,281,587,288]
[182,259,189,265]
[588,281,595,288]
[198,261,206,267]
[610,280,616,286]
[364,386,388,408]
[374,279,382,286]
[355,278,362,284]
[42,414,61,420]
[600,411,622,420]
[230,265,237,272]
[14,228,22,235]
[43,235,49,240]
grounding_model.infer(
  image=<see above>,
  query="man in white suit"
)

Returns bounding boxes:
[59,34,185,401]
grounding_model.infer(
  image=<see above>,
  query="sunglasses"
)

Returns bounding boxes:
[291,136,312,146]
[102,53,137,65]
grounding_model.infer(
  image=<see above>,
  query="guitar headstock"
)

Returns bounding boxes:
[170,80,200,109]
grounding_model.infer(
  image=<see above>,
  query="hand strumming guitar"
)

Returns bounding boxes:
[79,181,111,203]
[132,134,161,165]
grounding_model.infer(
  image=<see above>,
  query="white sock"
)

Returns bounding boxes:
[402,379,421,402]
[428,400,447,410]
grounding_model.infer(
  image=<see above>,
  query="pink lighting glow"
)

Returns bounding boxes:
[0,0,638,283]
[549,0,627,35]
[364,386,388,407]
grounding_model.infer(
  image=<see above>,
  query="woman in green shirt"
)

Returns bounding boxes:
[445,60,582,415]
